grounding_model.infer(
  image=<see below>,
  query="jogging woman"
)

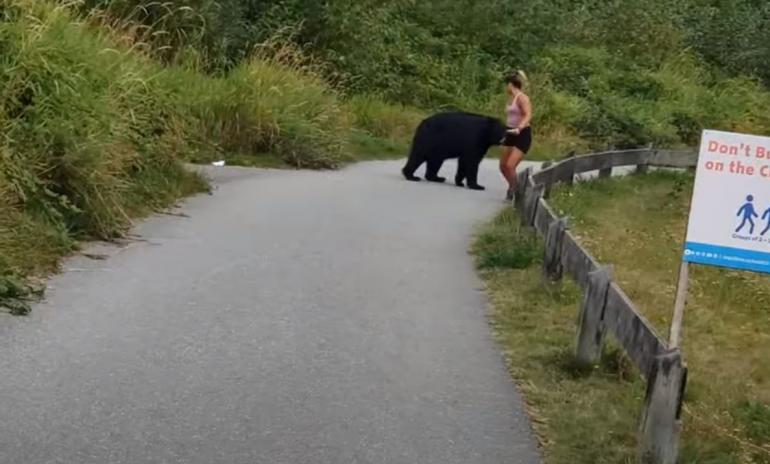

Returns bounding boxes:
[500,71,532,201]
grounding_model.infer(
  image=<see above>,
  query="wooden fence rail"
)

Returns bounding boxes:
[514,147,696,464]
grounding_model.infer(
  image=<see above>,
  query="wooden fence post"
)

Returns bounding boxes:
[638,349,687,464]
[541,161,553,198]
[637,144,654,174]
[565,151,576,186]
[523,182,545,227]
[575,267,611,366]
[543,217,568,281]
[514,167,531,216]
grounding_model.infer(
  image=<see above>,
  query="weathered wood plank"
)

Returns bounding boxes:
[648,150,698,168]
[543,217,568,281]
[572,149,652,174]
[604,283,666,376]
[533,197,557,236]
[570,151,618,173]
[639,349,687,464]
[532,157,577,186]
[533,148,697,187]
[564,153,576,186]
[537,161,555,199]
[638,145,654,173]
[523,178,545,227]
[515,167,531,214]
[531,166,553,186]
[575,267,611,366]
[560,232,600,290]
[556,158,577,184]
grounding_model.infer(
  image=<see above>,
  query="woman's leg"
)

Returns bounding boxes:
[500,146,515,189]
[504,147,525,195]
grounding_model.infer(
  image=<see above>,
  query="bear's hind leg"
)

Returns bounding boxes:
[465,156,485,191]
[401,154,424,181]
[425,158,446,183]
[455,158,467,187]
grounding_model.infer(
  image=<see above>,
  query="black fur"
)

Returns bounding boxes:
[401,111,507,191]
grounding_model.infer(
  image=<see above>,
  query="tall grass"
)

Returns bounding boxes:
[167,44,351,169]
[0,0,354,312]
[91,5,353,169]
[345,94,424,144]
[0,0,203,312]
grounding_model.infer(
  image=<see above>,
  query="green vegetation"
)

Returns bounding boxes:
[473,210,645,463]
[4,0,770,318]
[78,0,770,155]
[1,0,767,460]
[474,173,770,463]
[0,0,404,311]
[0,0,205,313]
[345,94,424,159]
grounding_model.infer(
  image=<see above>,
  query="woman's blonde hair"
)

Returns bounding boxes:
[505,70,528,89]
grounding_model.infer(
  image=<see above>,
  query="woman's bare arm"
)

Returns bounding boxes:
[518,94,532,129]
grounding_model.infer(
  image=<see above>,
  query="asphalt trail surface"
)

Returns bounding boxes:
[0,159,542,464]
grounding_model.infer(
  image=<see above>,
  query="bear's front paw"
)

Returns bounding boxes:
[455,177,465,187]
[467,184,486,191]
[425,176,446,183]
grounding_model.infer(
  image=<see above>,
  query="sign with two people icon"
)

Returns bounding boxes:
[684,130,770,274]
[735,195,770,236]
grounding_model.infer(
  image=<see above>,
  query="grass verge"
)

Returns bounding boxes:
[473,172,769,463]
[343,94,425,161]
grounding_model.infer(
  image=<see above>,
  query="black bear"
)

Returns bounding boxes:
[401,111,507,190]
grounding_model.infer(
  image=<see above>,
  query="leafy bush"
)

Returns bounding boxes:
[74,0,770,157]
[345,94,424,144]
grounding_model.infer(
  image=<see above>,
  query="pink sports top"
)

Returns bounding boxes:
[506,94,523,128]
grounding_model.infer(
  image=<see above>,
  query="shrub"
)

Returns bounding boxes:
[474,210,542,270]
[345,94,424,144]
[0,0,364,312]
[167,44,352,169]
[0,0,203,238]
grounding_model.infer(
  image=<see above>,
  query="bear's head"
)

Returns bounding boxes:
[485,118,508,147]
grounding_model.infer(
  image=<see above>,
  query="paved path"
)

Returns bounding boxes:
[0,159,541,464]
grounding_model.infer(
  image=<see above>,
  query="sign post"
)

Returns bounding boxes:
[668,262,689,349]
[677,129,770,345]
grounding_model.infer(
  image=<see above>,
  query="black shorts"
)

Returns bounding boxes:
[503,126,532,154]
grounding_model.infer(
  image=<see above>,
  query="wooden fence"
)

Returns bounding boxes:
[514,148,697,464]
